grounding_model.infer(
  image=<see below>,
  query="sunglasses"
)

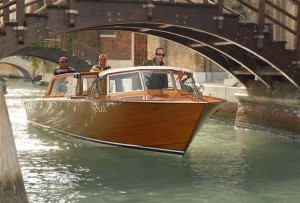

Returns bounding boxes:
[155,53,165,57]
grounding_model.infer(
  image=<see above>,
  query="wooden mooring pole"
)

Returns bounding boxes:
[0,83,28,202]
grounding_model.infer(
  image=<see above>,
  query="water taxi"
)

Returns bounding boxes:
[25,66,224,155]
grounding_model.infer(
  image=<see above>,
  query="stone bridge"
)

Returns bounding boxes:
[0,56,32,79]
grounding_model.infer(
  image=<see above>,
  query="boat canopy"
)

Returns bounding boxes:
[98,66,193,79]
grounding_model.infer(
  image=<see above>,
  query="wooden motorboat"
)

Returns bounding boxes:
[25,66,225,155]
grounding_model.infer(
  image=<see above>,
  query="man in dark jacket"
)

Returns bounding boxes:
[143,47,166,66]
[53,57,77,75]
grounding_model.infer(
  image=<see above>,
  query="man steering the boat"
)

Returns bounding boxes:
[53,57,77,75]
[90,54,112,72]
[143,48,168,89]
[143,47,166,66]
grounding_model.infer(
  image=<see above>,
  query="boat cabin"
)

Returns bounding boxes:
[44,66,202,99]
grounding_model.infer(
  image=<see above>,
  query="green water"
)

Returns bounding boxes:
[5,79,300,202]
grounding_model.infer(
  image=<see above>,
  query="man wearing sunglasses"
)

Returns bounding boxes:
[143,47,166,66]
[53,57,77,75]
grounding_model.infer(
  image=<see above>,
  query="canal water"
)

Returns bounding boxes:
[4,79,300,202]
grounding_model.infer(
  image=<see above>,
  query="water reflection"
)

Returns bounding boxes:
[5,79,300,202]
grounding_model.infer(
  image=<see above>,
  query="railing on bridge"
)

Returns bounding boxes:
[30,32,100,65]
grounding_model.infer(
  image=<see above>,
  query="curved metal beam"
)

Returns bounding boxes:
[94,25,267,87]
[98,23,290,88]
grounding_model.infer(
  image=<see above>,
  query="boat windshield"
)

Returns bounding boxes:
[143,70,174,90]
[108,71,143,93]
[142,70,194,90]
[91,69,196,95]
[50,75,78,96]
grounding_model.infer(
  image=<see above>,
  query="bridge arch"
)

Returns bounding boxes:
[12,47,92,72]
[0,57,32,79]
[0,1,299,88]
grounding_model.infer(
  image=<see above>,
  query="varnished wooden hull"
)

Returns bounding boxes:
[25,97,222,155]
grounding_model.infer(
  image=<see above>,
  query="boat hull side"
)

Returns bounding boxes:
[25,99,219,154]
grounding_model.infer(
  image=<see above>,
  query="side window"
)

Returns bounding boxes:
[108,72,142,93]
[91,78,106,95]
[83,77,98,96]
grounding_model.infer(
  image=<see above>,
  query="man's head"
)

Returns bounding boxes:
[59,57,68,69]
[154,48,165,65]
[98,54,107,67]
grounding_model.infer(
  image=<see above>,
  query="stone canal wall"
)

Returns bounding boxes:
[0,83,28,202]
[235,99,300,139]
[203,83,240,123]
[204,83,300,139]
[211,102,238,123]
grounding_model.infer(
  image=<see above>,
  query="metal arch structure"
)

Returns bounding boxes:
[0,0,299,89]
[95,24,270,88]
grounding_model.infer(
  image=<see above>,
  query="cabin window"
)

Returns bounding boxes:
[143,71,174,90]
[108,72,142,93]
[91,78,106,95]
[50,75,78,96]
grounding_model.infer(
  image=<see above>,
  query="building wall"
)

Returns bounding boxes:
[146,36,224,72]
[134,34,148,66]
[100,31,132,60]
